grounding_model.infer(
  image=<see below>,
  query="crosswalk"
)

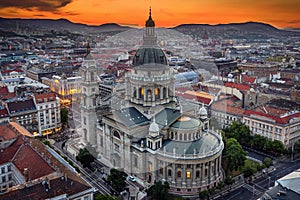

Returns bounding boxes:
[242,184,262,196]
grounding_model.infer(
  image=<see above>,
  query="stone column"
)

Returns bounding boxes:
[183,164,187,187]
[214,158,217,179]
[219,156,222,176]
[208,161,211,184]
[201,163,204,185]
[163,161,166,181]
[192,164,196,186]
[172,163,176,185]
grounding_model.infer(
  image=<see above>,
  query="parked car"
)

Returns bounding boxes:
[128,176,136,182]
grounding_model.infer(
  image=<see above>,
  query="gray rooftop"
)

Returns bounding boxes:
[155,108,182,128]
[161,132,221,156]
[108,107,149,128]
[170,117,201,129]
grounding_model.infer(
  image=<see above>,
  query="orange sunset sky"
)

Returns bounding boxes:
[0,0,299,28]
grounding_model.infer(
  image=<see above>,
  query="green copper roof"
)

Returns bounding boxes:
[132,47,167,66]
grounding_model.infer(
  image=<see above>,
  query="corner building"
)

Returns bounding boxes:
[81,9,224,196]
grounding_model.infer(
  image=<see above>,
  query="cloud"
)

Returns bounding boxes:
[0,0,73,11]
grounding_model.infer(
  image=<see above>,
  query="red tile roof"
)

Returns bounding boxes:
[225,82,250,91]
[0,92,16,100]
[13,144,55,180]
[0,123,17,141]
[176,92,212,105]
[0,86,9,93]
[0,108,9,118]
[244,110,300,125]
[211,98,244,116]
[1,69,24,74]
[0,135,23,165]
[242,74,256,84]
[34,93,57,103]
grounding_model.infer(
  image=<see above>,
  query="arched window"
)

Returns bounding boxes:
[147,89,152,101]
[133,87,137,98]
[160,168,163,175]
[186,171,191,179]
[179,134,182,140]
[139,88,144,99]
[168,169,172,177]
[113,131,121,139]
[155,88,160,99]
[163,87,167,98]
[170,132,174,139]
[177,170,181,178]
[184,134,187,141]
[196,170,200,178]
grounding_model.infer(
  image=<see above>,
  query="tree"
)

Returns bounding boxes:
[223,121,251,146]
[94,194,119,200]
[223,138,247,174]
[147,181,170,200]
[243,166,255,178]
[199,190,209,200]
[76,148,95,168]
[61,107,68,127]
[263,157,273,168]
[269,140,285,156]
[107,168,127,193]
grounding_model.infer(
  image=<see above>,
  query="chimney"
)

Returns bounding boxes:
[23,168,30,181]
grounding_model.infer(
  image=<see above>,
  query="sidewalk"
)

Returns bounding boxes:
[211,175,245,199]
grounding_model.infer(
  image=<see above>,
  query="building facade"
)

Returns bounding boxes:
[34,92,61,136]
[80,9,224,196]
[243,100,300,147]
[50,75,82,106]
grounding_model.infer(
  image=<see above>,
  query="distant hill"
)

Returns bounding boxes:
[172,22,300,37]
[173,22,279,32]
[0,17,132,33]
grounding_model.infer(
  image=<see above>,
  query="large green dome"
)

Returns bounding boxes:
[132,47,167,66]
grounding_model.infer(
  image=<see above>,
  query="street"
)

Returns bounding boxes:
[216,158,300,200]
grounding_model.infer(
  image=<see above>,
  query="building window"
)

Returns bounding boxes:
[149,163,152,172]
[186,171,191,179]
[160,168,163,175]
[168,169,172,177]
[177,171,181,178]
[196,170,200,178]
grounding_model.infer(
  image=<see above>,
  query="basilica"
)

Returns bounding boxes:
[79,9,224,196]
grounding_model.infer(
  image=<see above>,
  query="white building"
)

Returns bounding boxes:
[34,92,61,136]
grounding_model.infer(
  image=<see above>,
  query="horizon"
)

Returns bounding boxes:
[0,16,297,30]
[0,1,299,29]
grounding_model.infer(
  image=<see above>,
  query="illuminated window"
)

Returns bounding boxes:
[186,171,191,179]
[149,163,152,172]
[155,88,159,95]
[141,88,144,95]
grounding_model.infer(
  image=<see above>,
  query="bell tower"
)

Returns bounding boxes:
[143,7,157,46]
[80,43,99,146]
